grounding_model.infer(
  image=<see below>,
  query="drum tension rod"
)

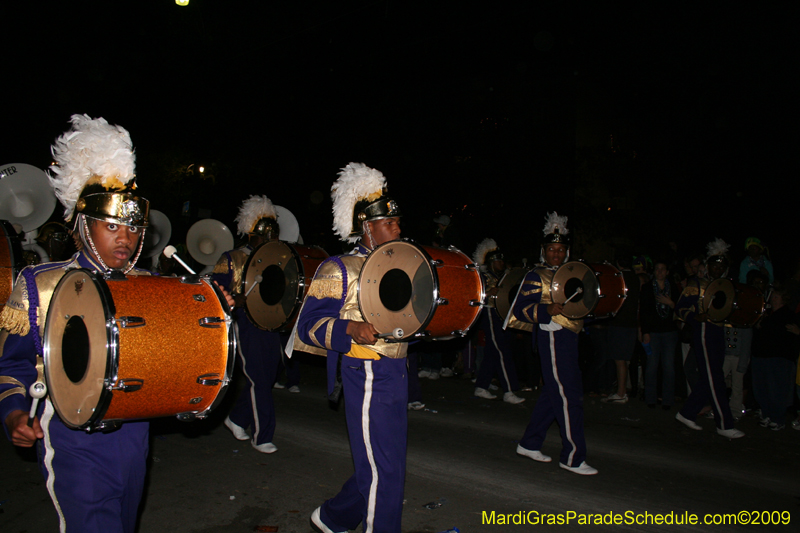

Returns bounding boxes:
[111,379,143,393]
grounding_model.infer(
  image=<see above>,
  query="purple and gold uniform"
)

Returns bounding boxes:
[0,251,150,533]
[294,244,408,533]
[675,278,736,431]
[476,267,520,393]
[212,245,281,447]
[509,264,587,467]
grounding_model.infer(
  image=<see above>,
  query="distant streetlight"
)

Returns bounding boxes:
[198,166,205,173]
[176,0,189,6]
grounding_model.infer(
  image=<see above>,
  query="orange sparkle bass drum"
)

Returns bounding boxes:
[550,261,627,319]
[703,278,765,327]
[242,241,329,332]
[43,270,236,431]
[358,240,485,341]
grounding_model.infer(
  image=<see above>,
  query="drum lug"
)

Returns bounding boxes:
[450,330,466,337]
[465,262,479,270]
[436,297,449,306]
[118,316,146,328]
[179,275,202,285]
[111,379,143,393]
[430,259,444,267]
[104,271,127,281]
[176,412,197,422]
[91,420,122,433]
[469,299,482,307]
[197,373,222,386]
[199,316,225,328]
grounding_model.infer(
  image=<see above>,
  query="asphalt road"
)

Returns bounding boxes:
[2,354,798,532]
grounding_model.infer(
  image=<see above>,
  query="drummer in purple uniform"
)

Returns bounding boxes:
[0,115,154,532]
[507,212,598,475]
[213,195,282,453]
[674,238,745,438]
[288,162,407,533]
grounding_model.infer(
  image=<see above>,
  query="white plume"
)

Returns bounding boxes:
[235,195,276,235]
[472,238,498,267]
[542,211,569,236]
[331,162,386,243]
[48,114,136,221]
[706,238,730,259]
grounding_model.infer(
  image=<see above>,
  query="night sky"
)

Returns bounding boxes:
[3,2,797,273]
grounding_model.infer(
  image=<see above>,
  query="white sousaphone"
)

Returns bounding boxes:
[186,219,235,274]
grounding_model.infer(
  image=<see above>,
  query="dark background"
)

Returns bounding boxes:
[3,2,797,273]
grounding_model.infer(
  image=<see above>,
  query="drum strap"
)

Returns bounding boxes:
[21,269,44,357]
[21,269,46,390]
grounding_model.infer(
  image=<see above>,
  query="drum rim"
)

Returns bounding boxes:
[43,268,118,430]
[242,240,321,331]
[357,238,443,341]
[201,275,236,415]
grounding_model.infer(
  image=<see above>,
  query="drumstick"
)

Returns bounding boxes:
[26,381,47,427]
[163,245,196,275]
[245,275,263,298]
[377,328,405,340]
[564,287,583,304]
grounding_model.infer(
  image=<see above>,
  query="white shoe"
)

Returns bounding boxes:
[273,382,285,389]
[288,385,300,393]
[440,367,454,378]
[503,392,526,404]
[717,427,745,439]
[407,401,426,411]
[560,461,598,475]
[311,507,345,533]
[428,370,440,380]
[418,369,431,379]
[224,416,249,441]
[602,393,628,404]
[676,412,702,431]
[474,387,497,400]
[488,383,499,391]
[516,444,551,462]
[252,441,278,453]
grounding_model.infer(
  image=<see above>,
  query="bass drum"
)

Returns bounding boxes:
[358,240,485,341]
[704,278,765,327]
[551,261,627,319]
[494,267,531,322]
[43,270,235,431]
[243,241,328,331]
[1,220,24,314]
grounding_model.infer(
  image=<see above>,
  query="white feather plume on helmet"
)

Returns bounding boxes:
[706,238,730,260]
[542,212,569,237]
[473,238,499,267]
[48,114,138,222]
[331,162,388,243]
[235,195,277,236]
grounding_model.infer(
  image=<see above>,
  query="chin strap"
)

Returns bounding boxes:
[362,221,377,251]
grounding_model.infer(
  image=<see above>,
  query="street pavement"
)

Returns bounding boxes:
[2,353,798,532]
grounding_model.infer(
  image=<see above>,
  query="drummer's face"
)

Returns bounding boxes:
[544,244,567,267]
[707,260,728,280]
[88,220,141,270]
[368,217,401,246]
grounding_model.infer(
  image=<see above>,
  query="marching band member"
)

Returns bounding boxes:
[674,238,745,438]
[472,238,525,403]
[290,163,406,533]
[0,115,153,532]
[508,212,598,475]
[213,195,282,453]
